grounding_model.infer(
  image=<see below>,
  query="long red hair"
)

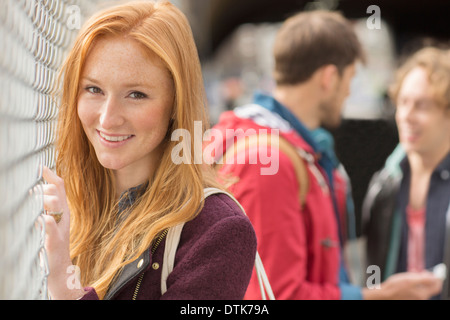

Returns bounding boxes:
[56,1,221,299]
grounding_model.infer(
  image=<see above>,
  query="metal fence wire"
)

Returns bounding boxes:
[0,0,103,300]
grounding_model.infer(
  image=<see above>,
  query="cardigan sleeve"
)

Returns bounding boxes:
[161,195,258,300]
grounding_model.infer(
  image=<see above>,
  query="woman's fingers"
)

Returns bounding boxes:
[43,183,57,196]
[40,213,61,251]
[41,213,57,232]
[41,166,70,226]
[40,167,77,299]
[43,166,64,186]
[44,194,62,211]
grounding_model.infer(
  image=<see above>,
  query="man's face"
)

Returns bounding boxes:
[395,66,450,157]
[319,63,356,129]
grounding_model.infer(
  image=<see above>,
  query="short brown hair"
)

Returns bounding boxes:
[273,10,365,85]
[389,47,450,111]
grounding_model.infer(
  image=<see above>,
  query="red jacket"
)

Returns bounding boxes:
[209,107,348,300]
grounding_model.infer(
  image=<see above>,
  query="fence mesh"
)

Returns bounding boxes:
[0,0,103,300]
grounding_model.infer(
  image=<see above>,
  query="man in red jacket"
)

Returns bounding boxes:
[207,10,442,300]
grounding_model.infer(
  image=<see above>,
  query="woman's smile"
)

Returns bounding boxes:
[97,130,135,148]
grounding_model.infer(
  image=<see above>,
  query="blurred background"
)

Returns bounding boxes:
[1,0,449,298]
[176,0,450,236]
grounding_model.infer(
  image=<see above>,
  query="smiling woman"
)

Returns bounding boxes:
[41,0,257,300]
[77,36,174,195]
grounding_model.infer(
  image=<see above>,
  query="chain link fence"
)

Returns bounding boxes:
[0,0,105,300]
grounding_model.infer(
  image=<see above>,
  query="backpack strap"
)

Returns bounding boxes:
[161,223,184,295]
[161,187,276,300]
[217,134,310,207]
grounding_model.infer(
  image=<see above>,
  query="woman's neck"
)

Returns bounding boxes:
[113,164,153,199]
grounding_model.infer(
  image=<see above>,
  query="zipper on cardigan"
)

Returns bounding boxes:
[132,273,144,300]
[132,229,168,300]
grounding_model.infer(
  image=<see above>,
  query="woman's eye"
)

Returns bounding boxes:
[86,86,102,94]
[129,91,147,100]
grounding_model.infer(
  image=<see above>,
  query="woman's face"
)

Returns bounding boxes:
[395,67,450,157]
[78,36,174,181]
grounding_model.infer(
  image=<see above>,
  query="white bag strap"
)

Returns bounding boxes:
[160,222,184,295]
[161,187,275,300]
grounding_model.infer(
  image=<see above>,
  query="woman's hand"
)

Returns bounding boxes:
[41,166,85,300]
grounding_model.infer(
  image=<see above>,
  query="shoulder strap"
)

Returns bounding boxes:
[218,134,309,207]
[203,188,275,300]
[160,223,184,295]
[161,187,276,300]
[277,136,310,207]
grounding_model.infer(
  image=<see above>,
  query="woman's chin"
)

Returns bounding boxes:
[97,158,126,171]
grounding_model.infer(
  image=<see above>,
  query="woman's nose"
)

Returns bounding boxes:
[99,97,125,130]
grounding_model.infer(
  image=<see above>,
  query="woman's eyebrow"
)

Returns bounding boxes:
[80,76,153,89]
[80,76,100,84]
[122,82,154,89]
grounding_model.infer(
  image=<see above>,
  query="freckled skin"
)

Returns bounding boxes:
[77,36,174,192]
